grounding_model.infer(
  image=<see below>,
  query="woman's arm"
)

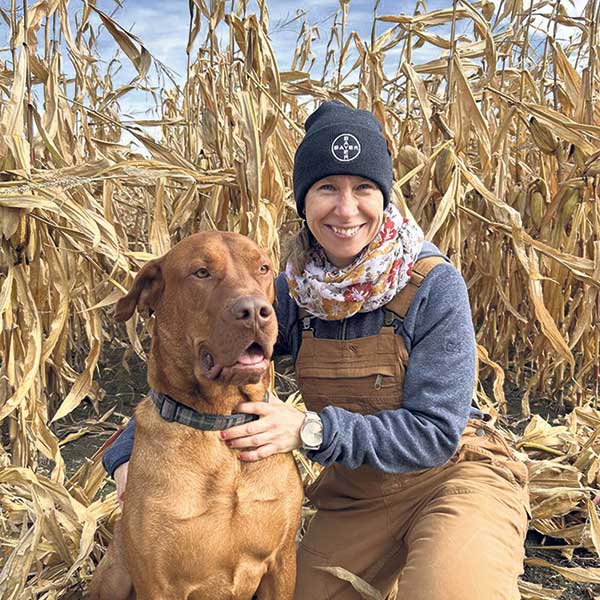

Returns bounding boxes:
[273,273,296,357]
[102,417,135,477]
[308,264,476,472]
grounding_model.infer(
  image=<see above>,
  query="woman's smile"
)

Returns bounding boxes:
[327,223,365,238]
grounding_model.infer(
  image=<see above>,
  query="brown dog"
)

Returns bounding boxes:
[89,232,303,600]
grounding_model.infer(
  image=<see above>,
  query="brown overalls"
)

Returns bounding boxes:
[293,258,530,600]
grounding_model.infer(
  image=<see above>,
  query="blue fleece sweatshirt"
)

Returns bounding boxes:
[102,241,479,477]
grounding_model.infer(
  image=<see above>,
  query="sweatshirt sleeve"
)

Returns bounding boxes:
[102,417,136,478]
[274,273,296,357]
[307,264,476,472]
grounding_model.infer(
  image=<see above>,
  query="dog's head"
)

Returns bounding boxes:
[115,232,277,387]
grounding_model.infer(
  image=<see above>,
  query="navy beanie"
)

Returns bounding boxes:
[293,101,393,218]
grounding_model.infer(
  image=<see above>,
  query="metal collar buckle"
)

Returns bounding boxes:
[302,316,313,331]
[159,396,177,421]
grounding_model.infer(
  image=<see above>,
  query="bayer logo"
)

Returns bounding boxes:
[331,134,361,162]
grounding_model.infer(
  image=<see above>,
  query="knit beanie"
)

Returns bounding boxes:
[293,101,393,218]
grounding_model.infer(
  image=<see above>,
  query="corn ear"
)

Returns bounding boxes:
[433,146,455,195]
[398,145,425,171]
[528,191,546,228]
[559,186,580,224]
[529,116,559,155]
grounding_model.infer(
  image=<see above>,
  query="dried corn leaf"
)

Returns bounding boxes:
[401,62,432,124]
[0,47,27,139]
[316,566,384,600]
[426,162,460,240]
[518,579,564,599]
[92,6,151,81]
[0,267,42,420]
[525,558,600,584]
[586,499,600,558]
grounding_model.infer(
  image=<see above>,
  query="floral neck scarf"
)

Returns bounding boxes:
[285,204,424,320]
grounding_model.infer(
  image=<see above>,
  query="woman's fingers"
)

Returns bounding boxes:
[225,431,274,450]
[221,411,273,441]
[219,401,306,460]
[114,461,129,508]
[238,444,280,462]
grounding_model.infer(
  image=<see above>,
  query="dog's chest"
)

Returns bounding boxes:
[129,410,299,563]
[124,414,302,598]
[131,431,294,529]
[128,453,294,584]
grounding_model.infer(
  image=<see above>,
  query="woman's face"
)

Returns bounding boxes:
[305,175,384,268]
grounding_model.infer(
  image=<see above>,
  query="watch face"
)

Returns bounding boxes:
[302,416,323,448]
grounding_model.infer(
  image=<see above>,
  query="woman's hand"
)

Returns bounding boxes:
[114,461,129,508]
[220,392,305,461]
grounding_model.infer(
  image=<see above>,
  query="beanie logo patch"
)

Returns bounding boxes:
[331,134,361,162]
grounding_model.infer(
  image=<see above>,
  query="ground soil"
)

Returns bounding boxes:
[502,380,600,599]
[50,350,600,600]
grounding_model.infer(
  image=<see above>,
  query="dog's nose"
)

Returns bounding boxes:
[230,297,274,326]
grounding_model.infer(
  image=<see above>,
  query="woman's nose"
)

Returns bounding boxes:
[335,188,359,216]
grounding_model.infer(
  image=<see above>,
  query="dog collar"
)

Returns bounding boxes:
[149,389,268,431]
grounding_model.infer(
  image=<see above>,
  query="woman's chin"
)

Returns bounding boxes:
[324,243,367,268]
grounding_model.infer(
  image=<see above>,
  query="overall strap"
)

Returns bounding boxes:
[298,307,314,331]
[384,256,447,323]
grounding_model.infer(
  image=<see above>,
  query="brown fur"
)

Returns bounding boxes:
[89,232,303,600]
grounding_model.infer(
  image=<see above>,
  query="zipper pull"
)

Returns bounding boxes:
[374,374,383,390]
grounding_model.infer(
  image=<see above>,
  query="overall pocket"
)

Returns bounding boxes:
[454,419,529,489]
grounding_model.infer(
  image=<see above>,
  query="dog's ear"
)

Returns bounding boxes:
[115,258,165,322]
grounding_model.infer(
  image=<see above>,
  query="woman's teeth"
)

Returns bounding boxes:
[330,225,361,237]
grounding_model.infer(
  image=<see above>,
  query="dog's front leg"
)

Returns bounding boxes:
[88,520,135,600]
[254,540,297,600]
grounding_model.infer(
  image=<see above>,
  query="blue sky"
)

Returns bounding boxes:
[1,0,590,84]
[0,0,590,135]
[82,0,588,83]
[67,0,469,117]
[1,0,454,119]
[80,0,454,106]
[90,0,447,81]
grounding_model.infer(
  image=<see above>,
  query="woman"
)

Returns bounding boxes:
[103,101,529,599]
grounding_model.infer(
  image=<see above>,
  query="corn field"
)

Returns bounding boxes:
[0,0,599,597]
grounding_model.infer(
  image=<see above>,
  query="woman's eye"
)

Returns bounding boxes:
[195,267,210,278]
[357,183,374,191]
[259,264,270,274]
[318,184,336,191]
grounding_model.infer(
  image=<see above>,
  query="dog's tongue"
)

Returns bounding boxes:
[237,344,265,366]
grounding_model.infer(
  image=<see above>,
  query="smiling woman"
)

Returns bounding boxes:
[102,101,529,600]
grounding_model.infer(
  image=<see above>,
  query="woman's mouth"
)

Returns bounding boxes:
[327,224,364,238]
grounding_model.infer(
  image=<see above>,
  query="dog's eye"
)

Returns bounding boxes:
[195,267,210,278]
[259,264,270,274]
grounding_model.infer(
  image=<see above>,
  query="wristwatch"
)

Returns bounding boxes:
[300,411,324,451]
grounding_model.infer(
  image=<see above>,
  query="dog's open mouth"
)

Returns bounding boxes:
[235,342,266,367]
[199,341,269,383]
